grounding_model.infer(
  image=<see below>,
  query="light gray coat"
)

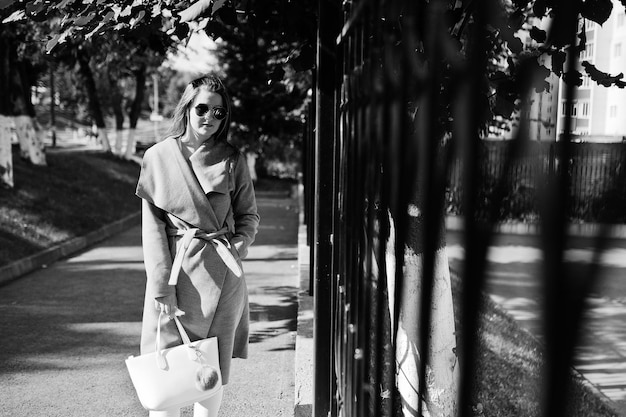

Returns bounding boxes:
[135,137,259,384]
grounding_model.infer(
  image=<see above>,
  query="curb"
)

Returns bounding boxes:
[446,215,626,238]
[294,183,313,417]
[294,224,313,417]
[0,211,141,287]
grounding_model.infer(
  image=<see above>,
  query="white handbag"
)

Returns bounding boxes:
[126,311,222,411]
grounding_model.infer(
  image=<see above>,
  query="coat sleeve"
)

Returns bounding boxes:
[230,152,260,258]
[141,198,175,298]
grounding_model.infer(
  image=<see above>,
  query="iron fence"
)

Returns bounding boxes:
[447,141,626,223]
[306,0,625,416]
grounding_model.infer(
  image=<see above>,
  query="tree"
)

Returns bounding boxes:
[177,0,316,176]
[1,0,188,157]
[0,16,48,187]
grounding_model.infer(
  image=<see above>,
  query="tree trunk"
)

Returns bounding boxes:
[77,49,111,152]
[0,25,46,184]
[124,64,146,159]
[0,115,13,188]
[108,72,125,154]
[129,64,146,129]
[12,60,46,166]
[0,30,12,116]
[0,29,13,187]
[14,116,46,166]
[386,210,459,417]
[16,60,36,117]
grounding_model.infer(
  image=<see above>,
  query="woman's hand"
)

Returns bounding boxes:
[154,294,185,317]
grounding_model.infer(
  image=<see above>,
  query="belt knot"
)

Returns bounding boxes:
[166,226,242,286]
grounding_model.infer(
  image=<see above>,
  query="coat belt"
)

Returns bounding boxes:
[166,226,242,286]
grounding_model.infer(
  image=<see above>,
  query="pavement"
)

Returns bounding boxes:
[446,226,626,416]
[0,192,302,417]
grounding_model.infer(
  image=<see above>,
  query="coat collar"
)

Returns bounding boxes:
[136,137,234,231]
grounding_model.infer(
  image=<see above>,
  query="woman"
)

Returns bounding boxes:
[135,75,259,417]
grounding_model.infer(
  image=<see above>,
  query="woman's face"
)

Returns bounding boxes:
[187,88,225,141]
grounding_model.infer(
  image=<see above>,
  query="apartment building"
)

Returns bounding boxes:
[489,7,626,142]
[556,7,626,141]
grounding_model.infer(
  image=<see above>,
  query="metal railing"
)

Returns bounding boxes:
[447,141,626,223]
[306,1,624,416]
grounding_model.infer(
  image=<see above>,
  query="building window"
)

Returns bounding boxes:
[618,12,625,27]
[609,105,618,118]
[562,101,578,117]
[615,43,622,57]
[581,42,594,60]
[581,101,589,117]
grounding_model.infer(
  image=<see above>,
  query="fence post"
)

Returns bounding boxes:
[314,0,341,416]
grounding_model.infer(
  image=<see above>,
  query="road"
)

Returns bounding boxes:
[445,228,626,415]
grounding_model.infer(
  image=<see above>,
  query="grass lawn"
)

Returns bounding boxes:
[452,277,618,417]
[0,148,142,268]
[0,147,618,416]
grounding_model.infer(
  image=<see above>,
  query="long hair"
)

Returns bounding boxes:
[166,75,232,142]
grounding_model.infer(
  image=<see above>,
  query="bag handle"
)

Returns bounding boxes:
[155,310,193,370]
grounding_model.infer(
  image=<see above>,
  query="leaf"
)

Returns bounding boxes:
[2,9,24,23]
[120,5,132,17]
[506,35,523,54]
[212,0,227,14]
[56,0,76,9]
[582,61,626,87]
[151,3,161,18]
[173,21,189,39]
[494,94,516,119]
[581,0,613,25]
[516,56,551,93]
[577,24,586,53]
[529,26,547,43]
[74,14,95,26]
[551,50,566,76]
[0,0,15,10]
[46,32,68,53]
[25,1,46,16]
[533,0,547,18]
[130,10,145,28]
[102,10,114,24]
[563,70,583,87]
[178,0,212,22]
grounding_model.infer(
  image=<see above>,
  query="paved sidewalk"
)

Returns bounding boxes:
[447,230,626,416]
[0,194,299,417]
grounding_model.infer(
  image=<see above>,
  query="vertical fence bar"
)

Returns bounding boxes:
[541,3,578,414]
[314,1,341,415]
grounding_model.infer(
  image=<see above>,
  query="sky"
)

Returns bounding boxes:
[166,30,219,75]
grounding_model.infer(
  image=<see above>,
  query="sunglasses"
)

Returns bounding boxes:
[193,104,228,120]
